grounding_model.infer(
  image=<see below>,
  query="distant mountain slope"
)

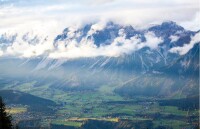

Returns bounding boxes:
[0,90,56,106]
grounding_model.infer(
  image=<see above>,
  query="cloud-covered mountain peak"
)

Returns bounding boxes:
[148,21,186,37]
[54,22,143,48]
[0,21,199,60]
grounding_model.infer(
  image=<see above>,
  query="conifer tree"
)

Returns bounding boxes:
[0,96,13,129]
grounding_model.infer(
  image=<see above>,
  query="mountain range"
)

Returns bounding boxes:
[0,21,199,98]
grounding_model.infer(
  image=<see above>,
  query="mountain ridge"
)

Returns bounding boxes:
[0,21,199,97]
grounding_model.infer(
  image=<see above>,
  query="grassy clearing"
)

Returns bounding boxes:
[52,120,82,127]
[6,107,27,114]
[153,119,188,129]
[68,117,119,122]
[161,106,187,116]
[144,103,188,116]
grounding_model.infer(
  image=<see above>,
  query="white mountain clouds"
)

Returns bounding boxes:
[170,35,180,43]
[169,32,200,55]
[0,0,199,58]
[1,32,54,58]
[0,27,163,59]
[1,21,200,59]
[1,26,198,58]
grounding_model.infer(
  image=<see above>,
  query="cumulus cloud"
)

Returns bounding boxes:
[169,32,200,55]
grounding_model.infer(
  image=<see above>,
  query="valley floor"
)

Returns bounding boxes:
[0,80,199,129]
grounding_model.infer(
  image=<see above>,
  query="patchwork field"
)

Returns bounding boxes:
[0,81,199,129]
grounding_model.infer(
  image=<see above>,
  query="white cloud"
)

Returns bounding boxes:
[88,22,106,35]
[0,50,3,56]
[0,0,199,36]
[86,0,115,5]
[2,33,54,58]
[0,0,199,58]
[48,30,163,59]
[180,12,200,31]
[169,32,200,55]
[138,32,163,50]
[170,35,180,42]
